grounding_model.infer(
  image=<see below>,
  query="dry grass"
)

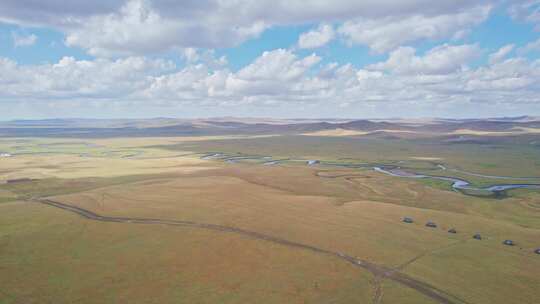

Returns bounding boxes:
[46,166,540,304]
[2,135,540,304]
[301,129,419,137]
[409,157,444,161]
[45,168,540,294]
[514,127,540,134]
[301,128,370,137]
[0,154,214,181]
[0,201,374,304]
[90,135,281,148]
[451,127,540,136]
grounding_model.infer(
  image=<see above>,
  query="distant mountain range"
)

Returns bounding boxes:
[0,117,538,138]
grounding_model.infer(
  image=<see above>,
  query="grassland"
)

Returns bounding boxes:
[158,135,540,177]
[1,201,374,304]
[1,134,540,304]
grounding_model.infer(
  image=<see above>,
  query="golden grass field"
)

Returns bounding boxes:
[1,136,540,304]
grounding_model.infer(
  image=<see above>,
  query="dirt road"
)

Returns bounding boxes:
[34,198,469,304]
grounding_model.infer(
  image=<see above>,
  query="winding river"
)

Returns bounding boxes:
[200,153,540,197]
[373,166,540,194]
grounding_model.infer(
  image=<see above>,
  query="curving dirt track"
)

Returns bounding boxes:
[33,198,469,304]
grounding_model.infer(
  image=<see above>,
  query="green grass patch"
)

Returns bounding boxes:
[0,173,176,198]
[0,197,17,204]
[419,178,454,191]
[478,163,497,169]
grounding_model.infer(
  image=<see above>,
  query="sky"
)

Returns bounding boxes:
[1,0,540,119]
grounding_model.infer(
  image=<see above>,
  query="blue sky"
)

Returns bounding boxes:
[0,0,540,119]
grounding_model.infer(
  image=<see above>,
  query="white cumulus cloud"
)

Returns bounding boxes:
[11,32,37,47]
[63,0,267,57]
[298,24,334,49]
[518,37,540,54]
[488,44,515,64]
[367,44,481,75]
[508,0,540,30]
[338,6,490,53]
[1,44,540,118]
[0,0,495,56]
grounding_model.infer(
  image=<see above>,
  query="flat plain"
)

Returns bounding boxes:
[1,118,540,304]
